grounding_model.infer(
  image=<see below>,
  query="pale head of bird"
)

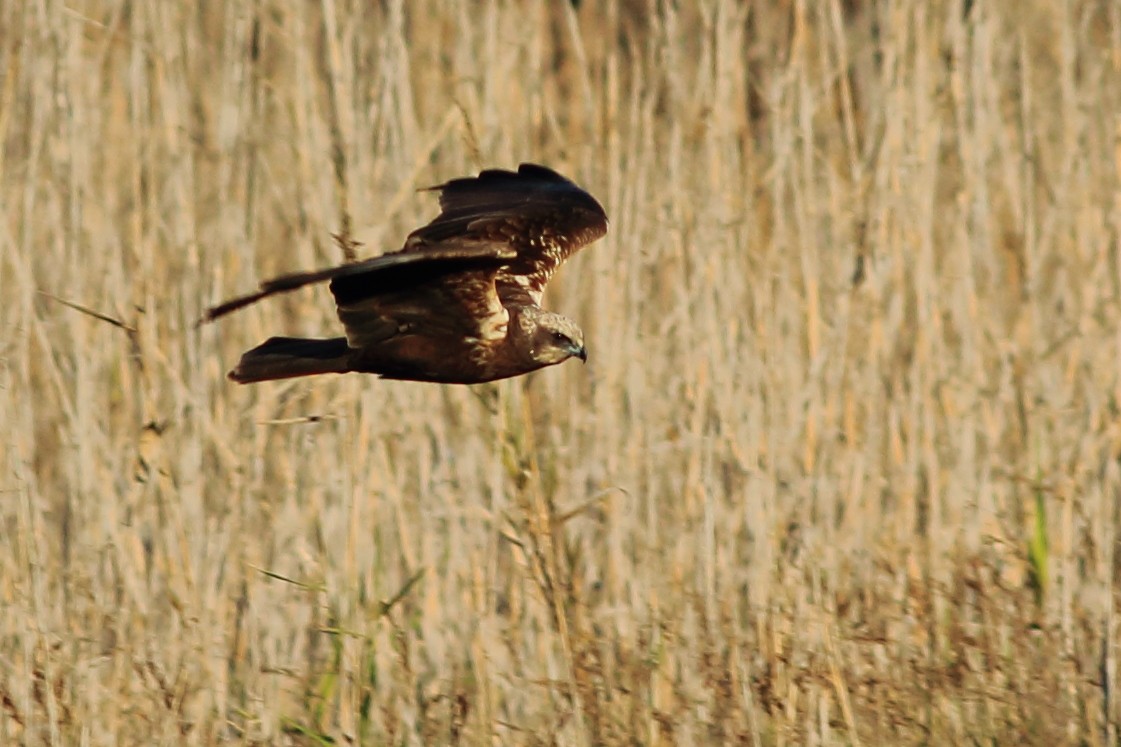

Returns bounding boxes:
[518,309,587,367]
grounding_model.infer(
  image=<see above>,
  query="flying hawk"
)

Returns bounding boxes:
[203,163,608,384]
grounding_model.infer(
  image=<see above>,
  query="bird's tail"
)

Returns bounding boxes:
[228,336,352,384]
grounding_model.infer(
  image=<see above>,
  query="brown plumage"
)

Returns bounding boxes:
[202,163,608,384]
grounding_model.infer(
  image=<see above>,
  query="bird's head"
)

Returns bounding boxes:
[526,312,587,367]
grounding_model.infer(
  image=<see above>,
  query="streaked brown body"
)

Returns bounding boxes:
[203,164,608,384]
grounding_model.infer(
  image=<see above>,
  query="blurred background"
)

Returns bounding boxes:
[2,1,1120,744]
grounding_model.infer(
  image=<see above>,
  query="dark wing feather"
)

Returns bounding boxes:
[202,244,514,338]
[203,164,606,358]
[329,240,515,349]
[405,163,608,303]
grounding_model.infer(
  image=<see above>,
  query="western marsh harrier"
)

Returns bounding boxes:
[203,164,608,384]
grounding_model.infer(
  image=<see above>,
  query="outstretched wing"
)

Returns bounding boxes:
[406,163,608,303]
[328,240,515,349]
[202,243,515,348]
[202,164,607,350]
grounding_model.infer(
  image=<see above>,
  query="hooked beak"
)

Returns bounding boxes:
[575,345,587,363]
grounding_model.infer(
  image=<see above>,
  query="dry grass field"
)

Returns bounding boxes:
[3,0,1121,744]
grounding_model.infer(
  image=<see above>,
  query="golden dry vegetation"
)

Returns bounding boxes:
[3,1,1121,744]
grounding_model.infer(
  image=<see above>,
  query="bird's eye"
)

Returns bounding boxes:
[552,331,570,344]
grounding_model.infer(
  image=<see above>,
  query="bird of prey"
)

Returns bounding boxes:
[203,163,608,384]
